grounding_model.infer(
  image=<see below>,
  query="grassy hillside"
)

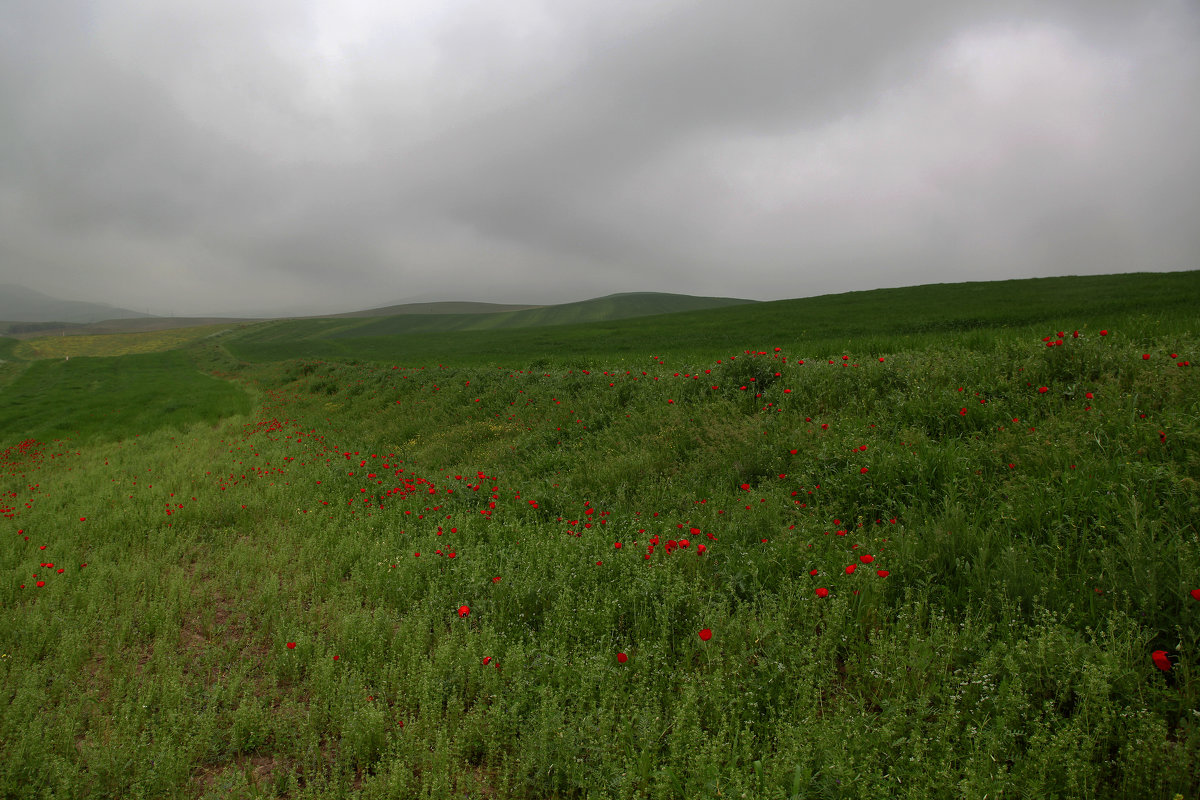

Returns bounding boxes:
[224,271,1200,366]
[439,291,755,330]
[1,271,1197,799]
[0,350,252,443]
[222,292,755,348]
[0,337,27,391]
[7,293,751,347]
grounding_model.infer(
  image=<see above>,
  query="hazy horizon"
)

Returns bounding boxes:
[3,1,1198,317]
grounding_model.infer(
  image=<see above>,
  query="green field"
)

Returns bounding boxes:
[222,272,1200,366]
[1,272,1198,799]
[0,350,253,443]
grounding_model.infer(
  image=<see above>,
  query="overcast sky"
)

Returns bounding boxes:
[2,0,1197,316]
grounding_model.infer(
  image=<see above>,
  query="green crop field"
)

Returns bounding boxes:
[1,272,1198,799]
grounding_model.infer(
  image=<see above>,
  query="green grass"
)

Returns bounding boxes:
[222,271,1200,366]
[1,272,1198,799]
[0,350,253,444]
[327,292,752,337]
[0,337,25,391]
[203,292,753,351]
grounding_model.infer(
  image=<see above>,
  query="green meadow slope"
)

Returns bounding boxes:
[223,271,1200,366]
[226,291,754,348]
[0,337,27,391]
[1,271,1198,799]
[0,350,252,443]
[425,291,756,331]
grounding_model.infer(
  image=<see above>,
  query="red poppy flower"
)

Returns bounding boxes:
[815,587,829,598]
[1190,589,1200,602]
[876,570,889,577]
[286,642,296,649]
[333,655,340,661]
[1143,353,1150,360]
[458,605,470,618]
[36,580,45,588]
[1152,650,1171,671]
[1038,386,1048,394]
[482,656,492,666]
[845,564,857,574]
[492,576,501,583]
[698,628,712,641]
[617,652,628,664]
[859,554,874,564]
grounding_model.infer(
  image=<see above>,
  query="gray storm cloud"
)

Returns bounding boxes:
[1,0,1196,316]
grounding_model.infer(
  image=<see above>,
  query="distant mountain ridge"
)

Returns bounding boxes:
[0,284,151,324]
[334,300,543,317]
[1,287,756,336]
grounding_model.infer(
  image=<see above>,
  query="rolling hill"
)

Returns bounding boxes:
[333,300,542,317]
[220,271,1200,365]
[222,291,756,345]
